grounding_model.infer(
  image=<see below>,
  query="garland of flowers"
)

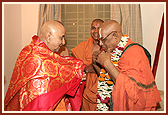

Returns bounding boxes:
[97,34,129,111]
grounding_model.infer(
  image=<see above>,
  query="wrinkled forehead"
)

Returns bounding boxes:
[99,27,111,38]
[99,23,118,36]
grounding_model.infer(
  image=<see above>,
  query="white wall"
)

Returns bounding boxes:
[141,4,165,90]
[3,3,165,97]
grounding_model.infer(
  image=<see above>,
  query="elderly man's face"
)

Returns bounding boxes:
[91,21,103,41]
[48,27,66,53]
[99,28,118,52]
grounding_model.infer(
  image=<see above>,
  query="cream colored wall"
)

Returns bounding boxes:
[141,4,165,91]
[4,4,22,96]
[3,3,165,97]
[3,4,39,96]
[22,4,39,47]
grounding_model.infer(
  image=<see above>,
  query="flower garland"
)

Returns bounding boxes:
[97,34,129,111]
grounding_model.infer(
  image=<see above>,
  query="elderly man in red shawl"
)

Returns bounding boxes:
[4,20,85,111]
[93,20,161,111]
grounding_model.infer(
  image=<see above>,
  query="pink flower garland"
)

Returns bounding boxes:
[96,94,110,103]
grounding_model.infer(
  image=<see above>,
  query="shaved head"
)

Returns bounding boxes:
[39,20,66,52]
[91,19,104,26]
[99,20,123,52]
[99,20,122,38]
[39,20,65,41]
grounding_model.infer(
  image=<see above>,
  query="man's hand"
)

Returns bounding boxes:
[93,49,111,67]
[92,48,119,84]
[85,64,96,73]
[92,50,101,64]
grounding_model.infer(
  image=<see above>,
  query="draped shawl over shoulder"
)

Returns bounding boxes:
[113,39,161,111]
[4,35,85,111]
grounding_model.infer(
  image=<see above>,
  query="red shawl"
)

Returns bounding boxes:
[4,35,85,111]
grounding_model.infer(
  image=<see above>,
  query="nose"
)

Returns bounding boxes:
[95,28,99,33]
[62,37,65,45]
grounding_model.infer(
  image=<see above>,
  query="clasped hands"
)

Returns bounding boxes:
[92,48,119,84]
[84,49,111,73]
[92,49,111,67]
[81,48,118,84]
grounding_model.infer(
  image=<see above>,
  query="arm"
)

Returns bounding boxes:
[91,63,101,75]
[92,50,102,75]
[102,59,119,84]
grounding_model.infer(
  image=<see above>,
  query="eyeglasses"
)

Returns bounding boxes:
[99,31,120,43]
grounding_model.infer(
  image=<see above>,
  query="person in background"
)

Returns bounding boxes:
[71,19,104,111]
[4,20,85,111]
[92,20,161,111]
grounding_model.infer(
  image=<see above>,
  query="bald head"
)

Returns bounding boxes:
[39,20,66,52]
[39,20,65,41]
[99,20,123,52]
[91,19,104,26]
[99,20,122,36]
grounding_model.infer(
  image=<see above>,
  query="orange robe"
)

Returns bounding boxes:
[4,35,85,111]
[71,37,98,111]
[113,38,161,111]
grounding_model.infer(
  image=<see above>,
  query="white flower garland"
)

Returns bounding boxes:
[97,35,128,111]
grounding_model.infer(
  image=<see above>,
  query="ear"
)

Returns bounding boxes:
[113,32,118,41]
[46,32,52,43]
[113,32,118,38]
[114,33,120,43]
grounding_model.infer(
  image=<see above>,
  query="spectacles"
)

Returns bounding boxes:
[99,31,120,43]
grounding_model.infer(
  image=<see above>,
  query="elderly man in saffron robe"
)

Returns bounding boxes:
[71,19,104,111]
[92,20,161,111]
[4,20,85,111]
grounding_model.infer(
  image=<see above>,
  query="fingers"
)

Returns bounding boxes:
[93,50,101,63]
[93,50,102,56]
[106,48,112,54]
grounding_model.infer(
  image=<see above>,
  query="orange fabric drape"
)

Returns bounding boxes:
[71,37,93,66]
[113,39,161,111]
[71,37,98,111]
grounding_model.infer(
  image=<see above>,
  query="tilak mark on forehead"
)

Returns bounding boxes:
[99,28,102,38]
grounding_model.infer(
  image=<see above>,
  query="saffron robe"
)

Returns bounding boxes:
[4,35,85,111]
[113,38,161,111]
[71,37,98,111]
